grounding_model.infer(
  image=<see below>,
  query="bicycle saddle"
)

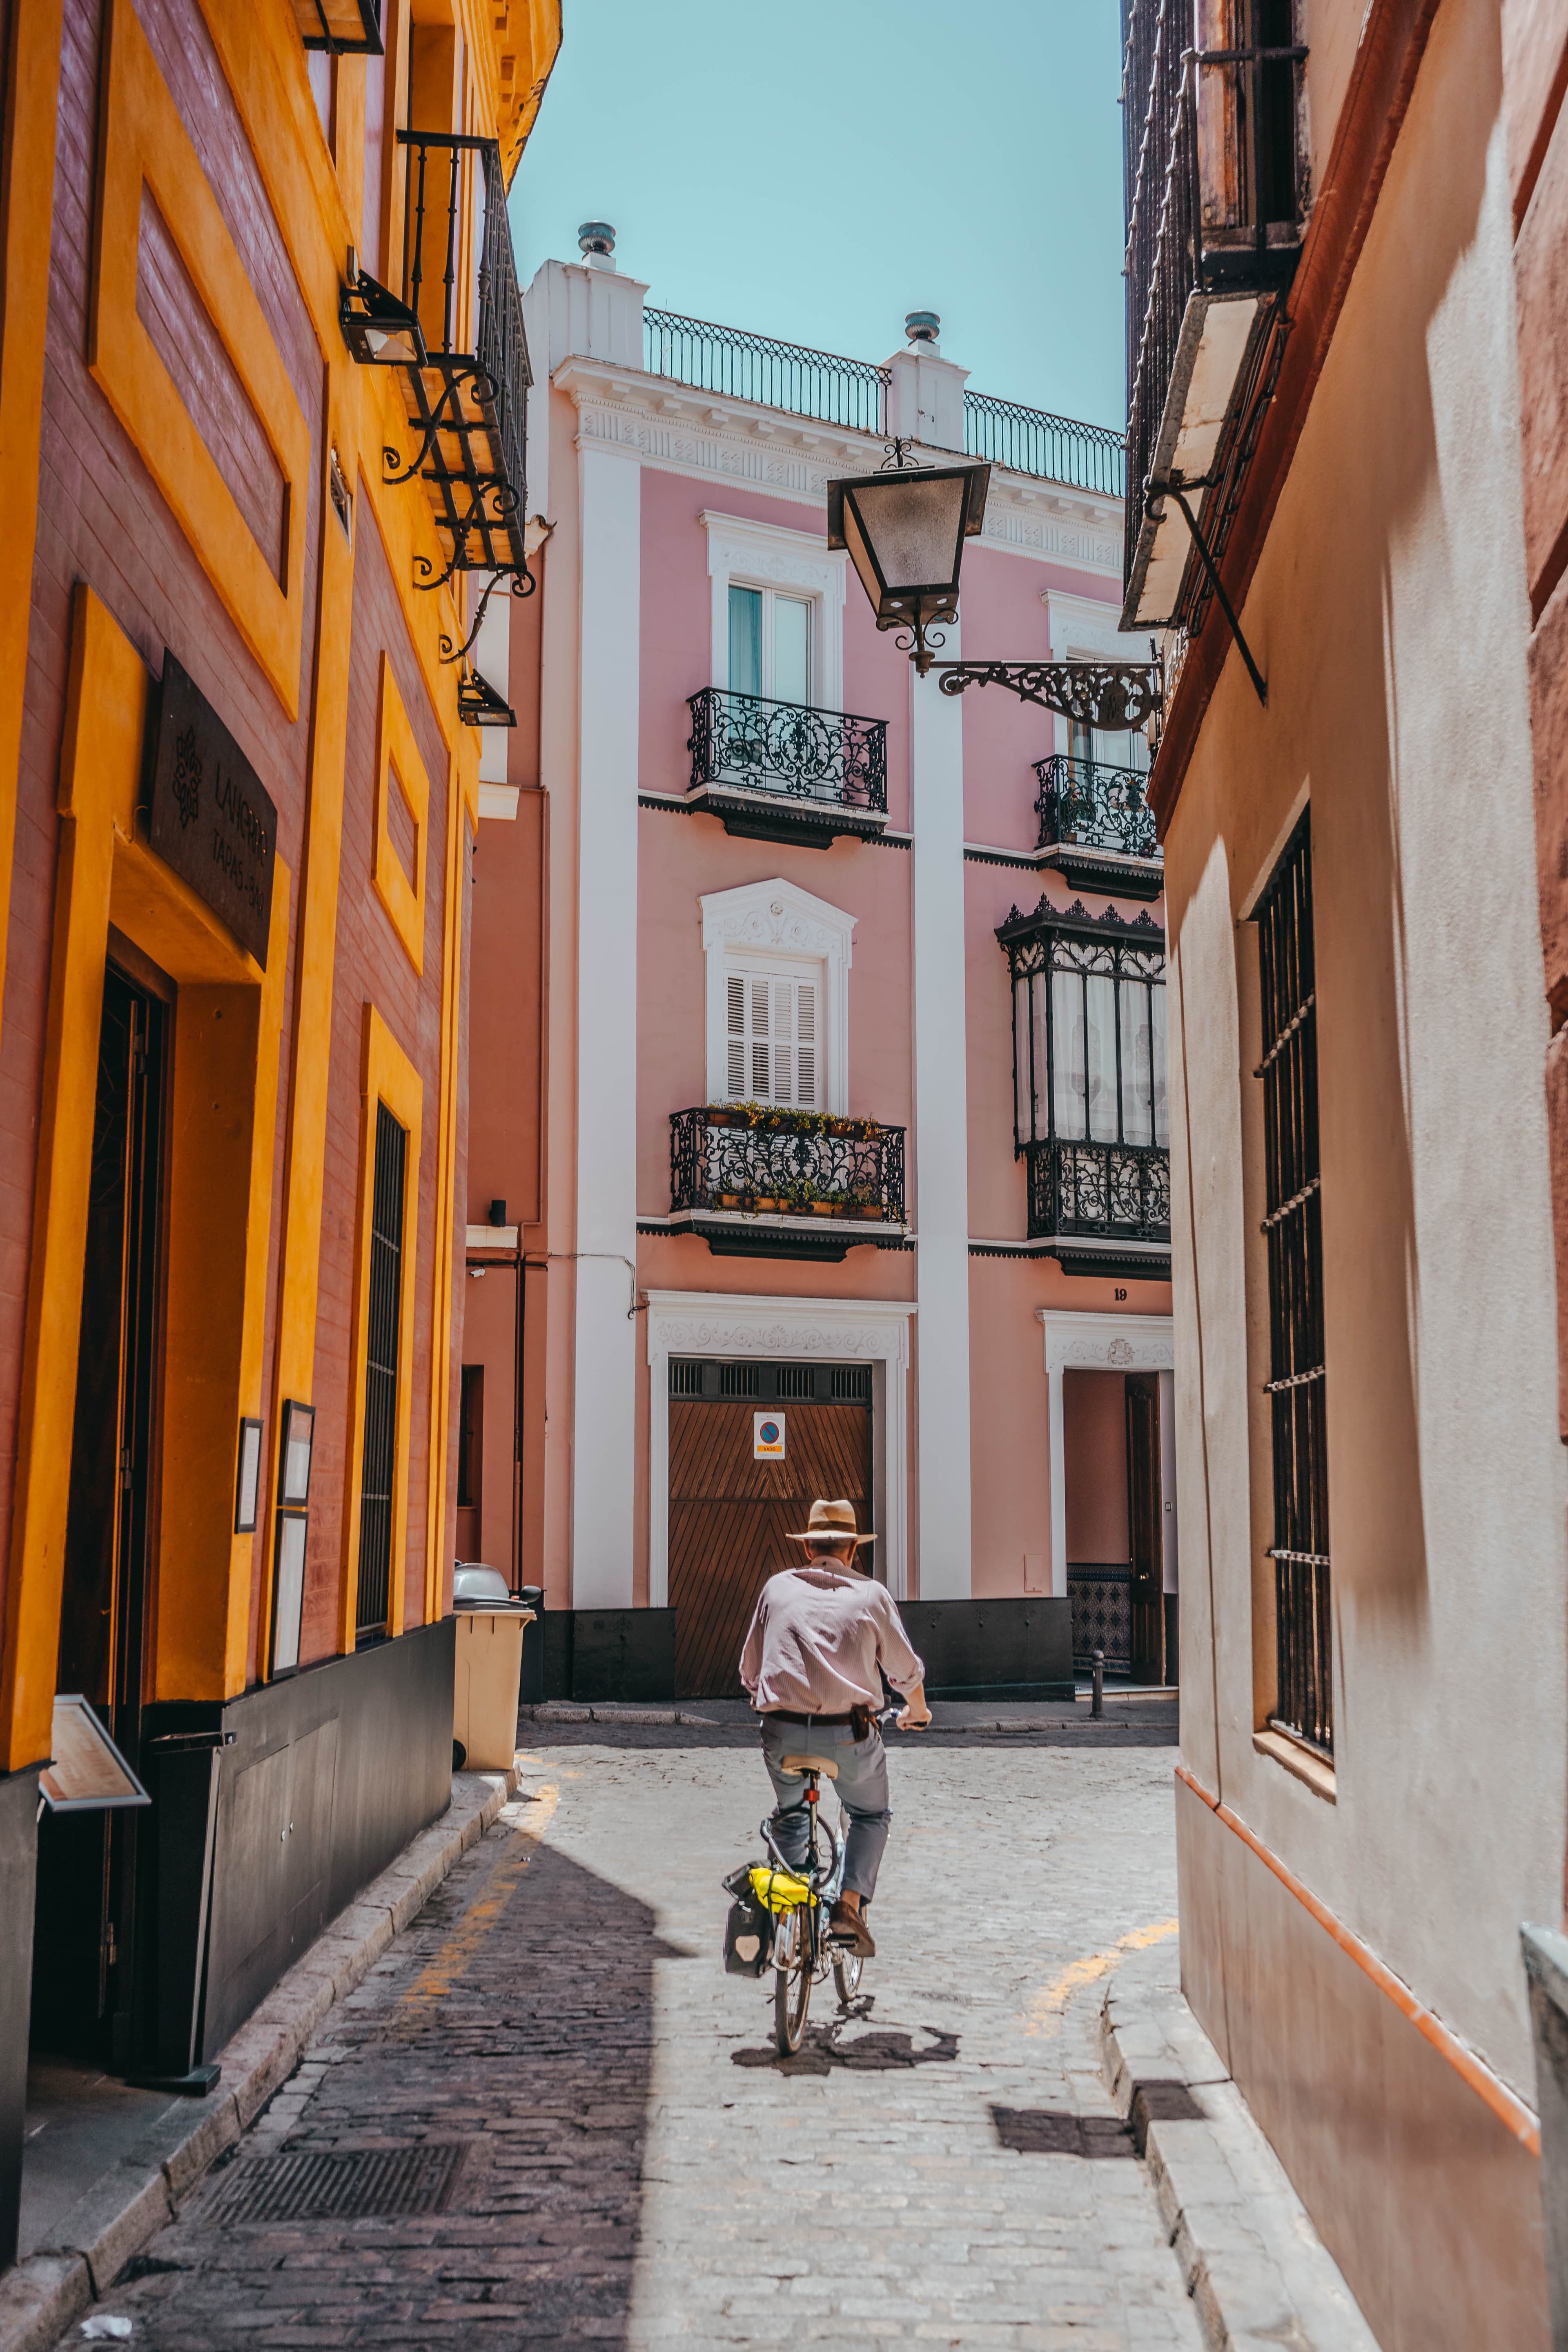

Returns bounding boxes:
[780,1753,839,1779]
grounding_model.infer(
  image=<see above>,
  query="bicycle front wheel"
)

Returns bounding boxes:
[773,1905,812,2055]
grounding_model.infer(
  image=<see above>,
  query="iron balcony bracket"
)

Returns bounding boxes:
[1148,480,1268,706]
[935,660,1162,731]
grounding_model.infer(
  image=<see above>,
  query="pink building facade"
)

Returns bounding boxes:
[461,234,1176,1699]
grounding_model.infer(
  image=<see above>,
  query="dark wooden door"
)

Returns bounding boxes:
[32,964,166,2062]
[669,1396,871,1699]
[1125,1372,1164,1685]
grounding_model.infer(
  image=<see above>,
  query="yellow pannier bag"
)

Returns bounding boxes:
[750,1863,815,1913]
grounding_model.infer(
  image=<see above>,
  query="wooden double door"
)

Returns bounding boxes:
[668,1361,872,1699]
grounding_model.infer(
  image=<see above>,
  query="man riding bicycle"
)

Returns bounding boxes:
[738,1497,931,1958]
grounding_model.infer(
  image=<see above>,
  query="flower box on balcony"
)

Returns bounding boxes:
[666,1107,908,1261]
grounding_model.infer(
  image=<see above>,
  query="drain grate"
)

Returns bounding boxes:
[210,2142,466,2224]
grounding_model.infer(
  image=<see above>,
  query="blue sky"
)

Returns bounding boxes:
[509,1,1127,432]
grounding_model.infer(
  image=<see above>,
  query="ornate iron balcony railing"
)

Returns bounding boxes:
[644,307,890,434]
[962,391,1125,499]
[1025,1137,1170,1245]
[687,690,887,816]
[390,132,530,585]
[670,1109,906,1227]
[1034,755,1160,862]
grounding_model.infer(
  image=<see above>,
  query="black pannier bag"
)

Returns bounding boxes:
[721,1864,773,1977]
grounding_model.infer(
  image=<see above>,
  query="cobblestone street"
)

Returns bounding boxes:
[61,1726,1202,2349]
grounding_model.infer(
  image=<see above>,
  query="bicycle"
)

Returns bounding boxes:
[762,1730,885,2056]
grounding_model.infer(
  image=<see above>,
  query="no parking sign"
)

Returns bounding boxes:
[754,1412,786,1459]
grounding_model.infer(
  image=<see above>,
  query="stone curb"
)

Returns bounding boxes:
[1100,1944,1382,2352]
[0,1765,517,2352]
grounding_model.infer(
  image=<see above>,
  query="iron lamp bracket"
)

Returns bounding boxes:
[933,660,1162,731]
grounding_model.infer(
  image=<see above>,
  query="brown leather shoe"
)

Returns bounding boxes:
[829,1900,875,1958]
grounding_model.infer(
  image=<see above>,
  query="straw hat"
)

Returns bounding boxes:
[787,1497,877,1547]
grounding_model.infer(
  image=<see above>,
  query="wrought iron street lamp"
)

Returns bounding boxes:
[828,445,1161,733]
[827,445,989,677]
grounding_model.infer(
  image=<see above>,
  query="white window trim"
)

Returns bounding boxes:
[701,509,846,711]
[1041,587,1156,761]
[646,1289,915,1603]
[700,877,855,1114]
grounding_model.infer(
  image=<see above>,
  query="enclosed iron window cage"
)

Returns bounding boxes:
[1255,811,1330,1753]
[1121,1,1307,631]
[998,904,1171,1262]
[387,133,531,586]
[356,1102,407,1641]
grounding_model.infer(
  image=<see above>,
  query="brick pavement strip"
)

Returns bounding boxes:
[25,1730,1364,2351]
[0,1768,517,2352]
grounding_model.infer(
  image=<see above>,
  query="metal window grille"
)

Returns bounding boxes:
[719,1362,761,1399]
[1256,813,1330,1753]
[669,1359,705,1399]
[831,1365,871,1403]
[356,1102,407,1638]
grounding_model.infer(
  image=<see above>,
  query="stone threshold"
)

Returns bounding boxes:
[0,1765,519,2352]
[1100,1938,1380,2351]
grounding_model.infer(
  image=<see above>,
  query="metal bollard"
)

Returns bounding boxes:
[1091,1649,1104,1719]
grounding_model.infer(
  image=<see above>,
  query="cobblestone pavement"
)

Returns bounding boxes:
[63,1728,1201,2349]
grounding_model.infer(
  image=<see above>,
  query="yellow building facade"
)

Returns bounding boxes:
[0,0,558,2275]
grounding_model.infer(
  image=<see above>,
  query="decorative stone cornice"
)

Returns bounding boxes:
[554,359,1121,577]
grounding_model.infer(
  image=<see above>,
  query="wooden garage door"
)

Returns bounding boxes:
[669,1368,871,1700]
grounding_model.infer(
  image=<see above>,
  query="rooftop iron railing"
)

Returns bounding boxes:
[963,390,1125,497]
[642,306,1125,494]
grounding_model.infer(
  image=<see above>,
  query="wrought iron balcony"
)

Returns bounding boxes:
[1122,2,1307,631]
[1033,755,1162,900]
[684,690,888,846]
[665,1108,907,1261]
[999,898,1171,1280]
[385,132,530,588]
[1025,1139,1170,1272]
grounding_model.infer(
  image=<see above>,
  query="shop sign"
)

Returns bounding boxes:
[147,651,276,968]
[754,1412,785,1459]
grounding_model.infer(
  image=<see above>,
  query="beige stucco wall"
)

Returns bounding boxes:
[1165,0,1566,2100]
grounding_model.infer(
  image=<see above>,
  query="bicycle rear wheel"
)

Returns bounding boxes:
[773,1905,812,2054]
[832,1947,863,2005]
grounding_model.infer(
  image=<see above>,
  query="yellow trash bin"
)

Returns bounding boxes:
[452,1563,535,1771]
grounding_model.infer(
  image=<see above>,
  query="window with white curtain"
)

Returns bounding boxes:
[1009,927,1168,1151]
[725,962,819,1108]
[728,584,814,704]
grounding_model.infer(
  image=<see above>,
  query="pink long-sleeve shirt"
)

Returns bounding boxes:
[739,1564,925,1713]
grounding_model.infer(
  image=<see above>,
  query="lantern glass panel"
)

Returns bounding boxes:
[845,471,969,594]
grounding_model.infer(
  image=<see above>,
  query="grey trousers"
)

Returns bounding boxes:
[759,1713,891,1900]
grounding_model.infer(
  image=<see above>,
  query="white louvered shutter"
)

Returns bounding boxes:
[727,976,746,1097]
[725,968,821,1106]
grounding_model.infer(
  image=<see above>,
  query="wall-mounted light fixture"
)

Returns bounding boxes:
[457,669,516,728]
[339,249,426,370]
[829,443,1162,732]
